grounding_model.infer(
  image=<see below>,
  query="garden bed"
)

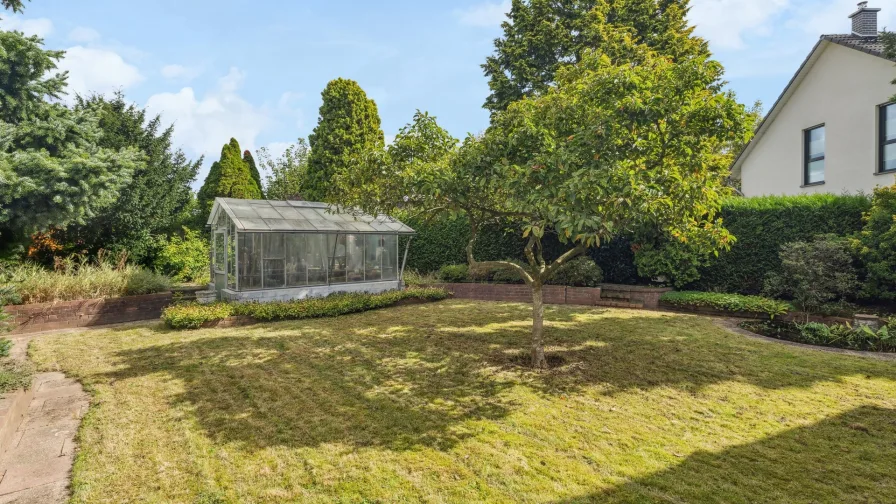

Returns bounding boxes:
[740,319,896,353]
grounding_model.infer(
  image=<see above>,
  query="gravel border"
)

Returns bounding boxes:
[714,318,896,362]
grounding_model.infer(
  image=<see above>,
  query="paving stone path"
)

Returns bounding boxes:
[0,335,88,503]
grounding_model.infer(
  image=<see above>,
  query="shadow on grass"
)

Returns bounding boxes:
[556,405,896,503]
[102,301,896,452]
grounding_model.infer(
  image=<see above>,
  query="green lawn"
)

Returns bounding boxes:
[29,300,896,503]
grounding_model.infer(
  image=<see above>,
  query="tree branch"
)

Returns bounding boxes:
[466,213,534,284]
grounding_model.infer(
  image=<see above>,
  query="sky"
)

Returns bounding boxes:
[2,0,894,187]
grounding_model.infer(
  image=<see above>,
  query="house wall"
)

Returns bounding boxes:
[221,280,401,302]
[740,42,896,197]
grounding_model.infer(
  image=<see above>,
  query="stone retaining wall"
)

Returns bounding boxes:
[3,293,174,334]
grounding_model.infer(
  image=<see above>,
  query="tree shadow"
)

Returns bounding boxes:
[554,405,896,503]
[102,301,896,453]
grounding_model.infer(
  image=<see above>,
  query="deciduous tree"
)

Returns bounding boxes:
[482,0,708,115]
[338,29,751,367]
[259,139,310,200]
[306,78,384,202]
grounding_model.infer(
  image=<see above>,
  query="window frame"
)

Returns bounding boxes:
[803,124,826,186]
[879,103,896,174]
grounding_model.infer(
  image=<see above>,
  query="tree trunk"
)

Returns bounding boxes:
[531,284,547,369]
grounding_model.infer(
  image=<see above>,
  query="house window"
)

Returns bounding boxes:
[880,104,896,173]
[804,125,825,185]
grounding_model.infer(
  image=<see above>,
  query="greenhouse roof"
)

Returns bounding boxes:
[208,198,415,234]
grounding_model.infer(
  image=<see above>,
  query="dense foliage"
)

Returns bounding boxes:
[694,194,870,293]
[0,28,140,254]
[47,93,201,264]
[482,0,709,115]
[742,318,896,353]
[197,138,262,221]
[852,184,896,300]
[154,228,210,284]
[763,235,858,317]
[661,291,792,319]
[162,288,450,330]
[336,27,753,367]
[882,30,895,101]
[0,252,170,304]
[260,138,310,200]
[306,78,384,202]
[242,150,263,196]
[545,257,603,287]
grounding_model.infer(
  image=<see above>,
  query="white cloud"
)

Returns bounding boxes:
[160,64,202,81]
[57,46,143,98]
[456,0,511,27]
[145,67,271,168]
[68,26,100,43]
[689,0,790,50]
[0,16,53,37]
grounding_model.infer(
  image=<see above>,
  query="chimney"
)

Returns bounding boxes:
[849,2,880,37]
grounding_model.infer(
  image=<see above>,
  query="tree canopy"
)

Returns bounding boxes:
[0,28,139,255]
[306,78,384,202]
[337,28,752,367]
[197,138,262,221]
[48,93,202,263]
[260,139,310,201]
[243,149,263,196]
[482,0,708,115]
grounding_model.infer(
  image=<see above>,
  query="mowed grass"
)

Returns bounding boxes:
[28,300,896,503]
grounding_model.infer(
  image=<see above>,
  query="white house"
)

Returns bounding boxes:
[732,2,896,197]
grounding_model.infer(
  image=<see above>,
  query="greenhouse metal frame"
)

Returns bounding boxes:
[206,198,415,302]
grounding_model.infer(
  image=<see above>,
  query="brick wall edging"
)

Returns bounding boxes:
[3,292,174,334]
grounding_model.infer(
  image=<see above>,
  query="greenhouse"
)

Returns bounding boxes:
[206,198,415,302]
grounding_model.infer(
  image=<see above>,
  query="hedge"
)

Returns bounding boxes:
[693,194,870,293]
[401,194,871,294]
[162,287,450,330]
[661,291,793,319]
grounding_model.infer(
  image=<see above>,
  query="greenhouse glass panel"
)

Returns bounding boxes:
[213,231,226,273]
[285,234,306,287]
[306,234,328,285]
[346,234,364,283]
[263,233,286,289]
[327,234,347,284]
[364,234,382,281]
[381,234,397,280]
[238,233,263,290]
[227,223,236,289]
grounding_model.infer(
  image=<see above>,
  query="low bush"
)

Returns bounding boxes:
[402,269,439,287]
[0,338,12,358]
[0,252,171,305]
[763,235,858,318]
[851,183,896,301]
[742,318,896,353]
[154,228,210,284]
[661,291,792,319]
[546,257,603,287]
[438,264,469,283]
[162,287,450,330]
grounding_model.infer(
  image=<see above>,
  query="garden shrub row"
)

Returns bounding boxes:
[435,257,604,287]
[162,287,450,330]
[660,291,793,319]
[402,193,871,294]
[741,318,896,353]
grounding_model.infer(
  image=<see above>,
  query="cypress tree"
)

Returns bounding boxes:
[306,78,384,202]
[197,138,262,220]
[243,149,263,196]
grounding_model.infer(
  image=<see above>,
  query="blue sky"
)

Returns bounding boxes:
[2,0,893,186]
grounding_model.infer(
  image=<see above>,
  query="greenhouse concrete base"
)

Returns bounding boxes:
[221,280,401,302]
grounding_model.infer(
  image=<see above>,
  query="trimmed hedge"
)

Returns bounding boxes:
[694,194,870,294]
[660,291,793,319]
[162,287,450,330]
[402,194,871,294]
